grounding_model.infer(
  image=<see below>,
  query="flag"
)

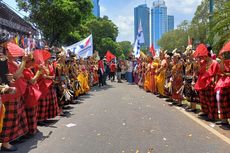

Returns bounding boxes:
[133,21,145,58]
[188,35,192,46]
[105,50,116,62]
[64,34,93,59]
[149,43,156,57]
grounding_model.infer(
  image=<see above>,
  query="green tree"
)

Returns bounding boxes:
[189,0,209,45]
[158,29,188,52]
[16,0,93,46]
[210,1,230,53]
[117,41,132,57]
[85,16,119,56]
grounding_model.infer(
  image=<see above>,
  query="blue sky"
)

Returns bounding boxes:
[3,0,202,43]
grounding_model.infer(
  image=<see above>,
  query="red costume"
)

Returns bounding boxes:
[23,68,41,134]
[0,61,28,143]
[194,58,219,119]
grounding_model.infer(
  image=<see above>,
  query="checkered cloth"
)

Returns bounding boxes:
[47,87,59,119]
[0,98,28,143]
[25,106,38,134]
[37,87,59,122]
[218,87,230,119]
[199,85,218,119]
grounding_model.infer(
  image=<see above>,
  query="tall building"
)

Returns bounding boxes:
[92,0,100,17]
[134,4,150,48]
[168,15,174,32]
[151,0,168,49]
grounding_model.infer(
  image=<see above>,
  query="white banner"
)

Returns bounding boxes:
[133,21,145,58]
[64,34,93,58]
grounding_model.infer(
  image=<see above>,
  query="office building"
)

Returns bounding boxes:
[168,15,174,32]
[92,0,100,17]
[151,0,168,49]
[134,4,150,48]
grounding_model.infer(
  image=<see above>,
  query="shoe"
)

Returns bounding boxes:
[62,106,72,110]
[198,112,207,117]
[1,145,17,152]
[37,121,47,126]
[70,100,78,105]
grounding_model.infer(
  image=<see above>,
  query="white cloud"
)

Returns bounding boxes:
[113,16,134,42]
[100,0,203,42]
[165,0,202,15]
[100,5,107,14]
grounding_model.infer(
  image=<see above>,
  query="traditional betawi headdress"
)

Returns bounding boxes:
[193,43,208,57]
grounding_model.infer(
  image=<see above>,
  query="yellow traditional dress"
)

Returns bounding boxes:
[150,60,159,93]
[144,63,152,92]
[77,65,90,95]
[156,59,167,96]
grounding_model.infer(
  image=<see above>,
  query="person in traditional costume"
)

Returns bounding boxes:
[150,58,160,94]
[78,58,90,94]
[171,53,184,106]
[93,61,99,85]
[164,54,172,98]
[215,42,230,125]
[36,49,59,125]
[138,61,145,87]
[156,50,167,97]
[133,59,140,85]
[183,46,199,112]
[194,44,219,121]
[144,56,153,92]
[46,57,60,119]
[0,33,28,151]
[23,54,42,136]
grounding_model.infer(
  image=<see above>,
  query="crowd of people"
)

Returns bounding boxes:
[0,31,230,151]
[0,33,104,152]
[119,43,230,128]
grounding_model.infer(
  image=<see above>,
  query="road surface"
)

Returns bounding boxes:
[7,82,230,153]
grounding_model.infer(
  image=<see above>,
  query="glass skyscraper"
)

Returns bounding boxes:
[151,0,168,49]
[92,0,100,17]
[134,4,150,48]
[168,15,174,32]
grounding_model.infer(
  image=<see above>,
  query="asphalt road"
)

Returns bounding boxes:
[7,81,230,153]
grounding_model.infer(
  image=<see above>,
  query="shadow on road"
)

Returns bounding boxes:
[3,131,53,153]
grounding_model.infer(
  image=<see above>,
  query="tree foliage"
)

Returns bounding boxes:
[117,41,132,57]
[209,1,230,52]
[158,0,229,53]
[85,16,119,56]
[158,28,188,52]
[16,0,93,46]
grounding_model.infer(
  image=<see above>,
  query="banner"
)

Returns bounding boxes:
[133,21,145,58]
[64,34,93,58]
